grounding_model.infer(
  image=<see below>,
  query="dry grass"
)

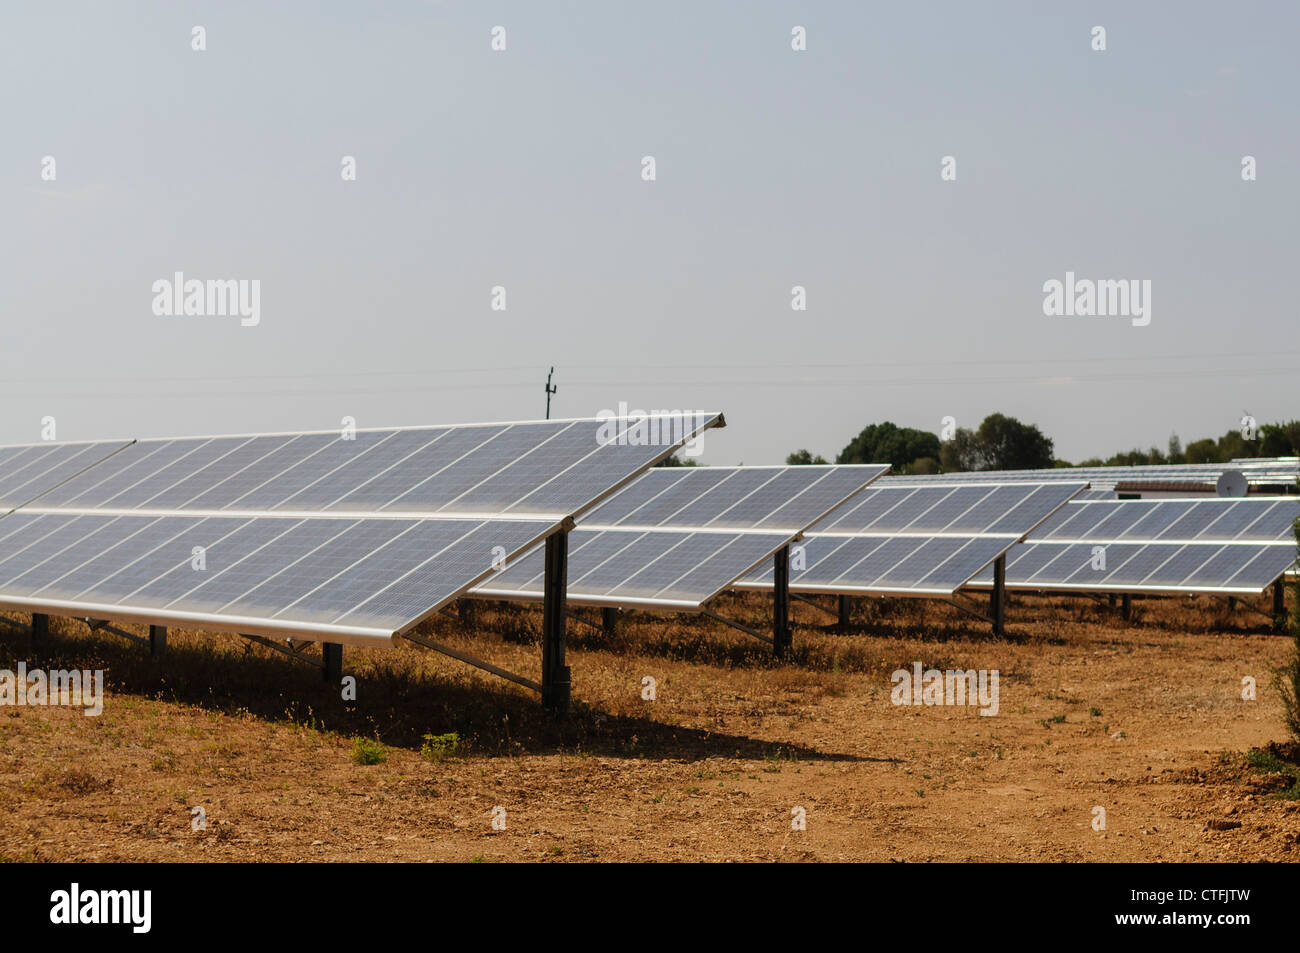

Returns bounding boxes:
[1,590,1297,862]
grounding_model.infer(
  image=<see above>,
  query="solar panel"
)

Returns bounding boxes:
[0,512,551,640]
[0,440,134,511]
[480,528,786,609]
[891,460,1299,489]
[472,464,889,609]
[578,464,887,533]
[1031,498,1300,542]
[735,480,1086,597]
[31,415,720,519]
[0,415,725,644]
[976,540,1296,595]
[967,497,1300,594]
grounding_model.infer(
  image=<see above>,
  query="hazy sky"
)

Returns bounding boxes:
[3,1,1297,466]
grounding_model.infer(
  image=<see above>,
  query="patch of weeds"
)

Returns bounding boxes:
[1243,744,1300,799]
[764,747,799,767]
[420,732,461,762]
[1090,707,1102,717]
[350,737,386,766]
[46,769,112,795]
[1046,691,1083,704]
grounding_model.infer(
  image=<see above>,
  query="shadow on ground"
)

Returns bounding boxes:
[0,621,887,765]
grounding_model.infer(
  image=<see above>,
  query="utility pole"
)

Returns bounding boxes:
[544,367,557,419]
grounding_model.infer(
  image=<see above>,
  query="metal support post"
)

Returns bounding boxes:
[322,642,343,683]
[541,530,570,714]
[773,545,791,658]
[990,554,1006,636]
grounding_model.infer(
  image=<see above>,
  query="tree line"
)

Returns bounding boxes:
[787,416,1300,474]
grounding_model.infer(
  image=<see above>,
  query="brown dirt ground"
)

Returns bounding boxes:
[1,591,1298,862]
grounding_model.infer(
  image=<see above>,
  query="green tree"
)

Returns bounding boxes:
[1167,432,1184,464]
[973,413,1055,471]
[1259,423,1298,457]
[836,422,940,471]
[1105,447,1167,466]
[1184,438,1220,464]
[936,414,1053,471]
[785,449,828,465]
[939,427,983,471]
[1216,429,1252,461]
[1284,421,1300,454]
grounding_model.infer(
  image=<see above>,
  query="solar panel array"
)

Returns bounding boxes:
[0,421,1289,671]
[892,460,1299,490]
[473,464,889,609]
[0,416,723,644]
[968,498,1300,595]
[737,479,1087,596]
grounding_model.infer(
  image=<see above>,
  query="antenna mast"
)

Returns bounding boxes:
[544,367,557,420]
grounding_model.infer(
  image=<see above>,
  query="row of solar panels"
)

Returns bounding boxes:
[0,424,1294,654]
[478,475,1297,609]
[896,459,1299,490]
[967,496,1300,595]
[473,475,1085,605]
